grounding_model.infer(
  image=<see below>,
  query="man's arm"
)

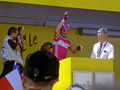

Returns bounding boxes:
[69,45,83,54]
[90,45,96,58]
[8,39,21,51]
[16,45,21,51]
[108,45,114,59]
[54,11,68,37]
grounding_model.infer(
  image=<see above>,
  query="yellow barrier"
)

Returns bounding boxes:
[53,57,113,90]
[1,0,120,12]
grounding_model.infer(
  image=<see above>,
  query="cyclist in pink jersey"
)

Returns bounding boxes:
[52,11,83,60]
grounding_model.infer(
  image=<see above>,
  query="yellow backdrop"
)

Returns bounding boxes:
[0,23,120,85]
[0,0,120,12]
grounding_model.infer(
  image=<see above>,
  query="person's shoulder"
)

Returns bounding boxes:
[106,41,114,47]
[3,36,11,41]
[54,35,61,39]
[94,42,99,46]
[8,39,14,43]
[65,39,70,42]
[65,39,71,44]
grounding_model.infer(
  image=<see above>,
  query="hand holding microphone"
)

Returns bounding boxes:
[76,45,83,51]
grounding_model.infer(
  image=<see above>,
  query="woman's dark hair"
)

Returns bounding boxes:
[7,27,17,35]
[41,42,52,52]
[24,50,59,82]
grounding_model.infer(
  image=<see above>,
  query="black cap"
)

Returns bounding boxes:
[24,51,59,82]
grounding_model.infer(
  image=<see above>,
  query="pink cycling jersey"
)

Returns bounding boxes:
[52,35,72,60]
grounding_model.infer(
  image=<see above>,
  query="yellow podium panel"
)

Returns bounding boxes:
[0,58,3,75]
[53,57,113,90]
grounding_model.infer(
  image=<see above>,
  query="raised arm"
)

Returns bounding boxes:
[54,11,68,37]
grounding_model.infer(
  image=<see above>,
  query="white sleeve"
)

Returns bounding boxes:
[108,45,114,59]
[90,45,96,58]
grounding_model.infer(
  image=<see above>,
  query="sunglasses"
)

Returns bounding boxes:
[62,30,69,32]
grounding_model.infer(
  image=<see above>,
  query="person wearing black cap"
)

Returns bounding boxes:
[23,50,59,90]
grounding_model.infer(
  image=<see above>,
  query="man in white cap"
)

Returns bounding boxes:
[91,28,114,59]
